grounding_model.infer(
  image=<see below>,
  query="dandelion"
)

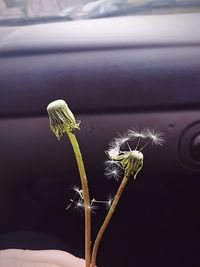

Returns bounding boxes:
[105,128,164,180]
[47,99,80,139]
[47,100,91,267]
[91,128,165,267]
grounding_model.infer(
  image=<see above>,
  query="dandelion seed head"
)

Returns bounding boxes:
[105,128,165,179]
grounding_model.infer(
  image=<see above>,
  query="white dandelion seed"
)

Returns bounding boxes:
[73,198,98,214]
[105,166,122,181]
[66,198,74,210]
[128,129,147,139]
[73,199,85,215]
[128,129,147,150]
[139,128,165,151]
[115,133,130,147]
[106,147,120,160]
[72,185,83,199]
[106,195,114,209]
[105,160,122,169]
[108,140,120,150]
[146,128,165,146]
[72,185,80,194]
[66,185,82,210]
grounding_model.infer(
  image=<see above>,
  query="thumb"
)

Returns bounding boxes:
[0,249,85,267]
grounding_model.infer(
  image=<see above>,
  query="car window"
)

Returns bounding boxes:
[1,0,200,26]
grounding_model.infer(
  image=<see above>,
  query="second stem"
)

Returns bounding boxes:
[91,175,129,267]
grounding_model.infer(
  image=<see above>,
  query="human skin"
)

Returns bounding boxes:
[0,249,87,267]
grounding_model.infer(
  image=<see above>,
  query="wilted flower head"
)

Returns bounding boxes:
[47,99,80,139]
[105,128,164,180]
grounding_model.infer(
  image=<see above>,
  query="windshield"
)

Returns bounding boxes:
[0,0,200,26]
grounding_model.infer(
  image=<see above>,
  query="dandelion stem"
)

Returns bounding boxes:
[91,175,129,267]
[66,131,91,267]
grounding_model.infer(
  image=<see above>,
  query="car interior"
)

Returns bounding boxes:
[0,1,200,267]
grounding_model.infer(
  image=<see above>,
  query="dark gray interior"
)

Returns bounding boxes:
[0,12,200,267]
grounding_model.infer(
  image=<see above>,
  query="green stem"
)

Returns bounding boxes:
[67,132,91,267]
[91,176,129,267]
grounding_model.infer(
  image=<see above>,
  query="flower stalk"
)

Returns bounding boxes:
[91,128,164,266]
[66,131,91,267]
[47,100,91,267]
[91,175,129,267]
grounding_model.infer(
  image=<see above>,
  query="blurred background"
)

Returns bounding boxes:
[1,0,200,24]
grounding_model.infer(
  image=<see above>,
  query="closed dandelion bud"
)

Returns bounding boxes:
[47,99,80,139]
